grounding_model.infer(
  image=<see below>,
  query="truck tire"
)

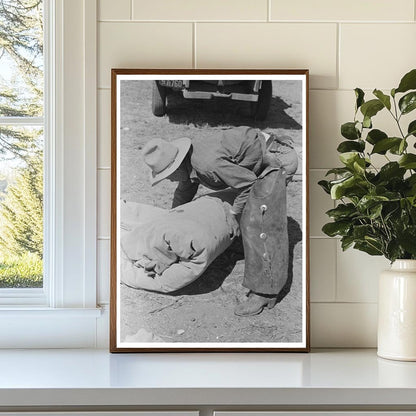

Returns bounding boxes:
[251,80,272,121]
[152,82,167,116]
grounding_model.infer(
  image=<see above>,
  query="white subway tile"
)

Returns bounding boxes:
[309,170,334,237]
[309,90,352,169]
[132,0,268,21]
[196,23,337,89]
[340,24,416,90]
[98,89,111,168]
[311,302,377,347]
[271,0,414,22]
[97,239,110,304]
[336,245,389,302]
[310,239,336,302]
[98,169,111,238]
[98,22,193,89]
[98,0,131,21]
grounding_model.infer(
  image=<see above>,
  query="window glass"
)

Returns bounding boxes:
[0,0,44,289]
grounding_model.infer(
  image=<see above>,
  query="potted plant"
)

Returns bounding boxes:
[319,68,416,361]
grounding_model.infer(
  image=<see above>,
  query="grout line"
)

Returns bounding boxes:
[192,22,196,69]
[98,167,111,170]
[98,19,270,23]
[336,23,340,90]
[333,231,338,301]
[267,0,271,22]
[97,236,110,241]
[97,19,416,24]
[309,236,339,239]
[309,88,373,92]
[311,301,378,305]
[308,168,336,171]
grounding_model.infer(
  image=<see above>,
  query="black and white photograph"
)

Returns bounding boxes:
[110,70,309,352]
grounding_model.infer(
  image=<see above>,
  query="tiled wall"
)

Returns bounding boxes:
[96,0,416,347]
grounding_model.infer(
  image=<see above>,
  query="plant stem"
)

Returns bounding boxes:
[390,97,406,139]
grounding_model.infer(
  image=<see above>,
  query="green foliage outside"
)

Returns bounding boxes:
[0,0,44,288]
[319,69,416,262]
[0,252,42,288]
[0,154,43,258]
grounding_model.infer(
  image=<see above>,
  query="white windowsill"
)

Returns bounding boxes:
[0,307,105,348]
[0,349,415,409]
[0,307,102,316]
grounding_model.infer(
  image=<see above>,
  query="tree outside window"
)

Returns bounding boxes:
[0,0,44,288]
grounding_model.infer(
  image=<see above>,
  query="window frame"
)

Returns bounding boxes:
[0,1,49,305]
[0,0,101,348]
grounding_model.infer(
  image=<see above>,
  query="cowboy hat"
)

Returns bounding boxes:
[142,137,191,186]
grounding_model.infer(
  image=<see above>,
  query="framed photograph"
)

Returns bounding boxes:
[110,69,310,352]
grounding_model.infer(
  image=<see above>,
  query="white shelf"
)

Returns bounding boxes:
[0,349,415,409]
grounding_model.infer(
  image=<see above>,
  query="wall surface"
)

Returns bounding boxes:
[96,0,416,347]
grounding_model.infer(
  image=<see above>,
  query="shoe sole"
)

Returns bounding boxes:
[234,306,265,317]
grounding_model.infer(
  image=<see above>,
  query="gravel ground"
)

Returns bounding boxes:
[118,79,304,345]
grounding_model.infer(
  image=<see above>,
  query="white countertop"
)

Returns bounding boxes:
[0,348,416,408]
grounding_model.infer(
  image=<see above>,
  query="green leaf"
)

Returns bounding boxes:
[355,88,365,110]
[353,158,366,174]
[407,120,416,137]
[341,122,361,140]
[339,151,360,167]
[337,140,365,153]
[399,154,416,169]
[357,195,389,211]
[325,167,352,176]
[326,203,357,220]
[406,174,416,189]
[366,129,388,145]
[318,180,331,194]
[399,139,407,154]
[330,175,363,200]
[391,88,396,98]
[399,92,416,115]
[329,175,354,185]
[330,177,353,200]
[322,221,351,237]
[389,139,408,155]
[408,174,416,186]
[352,224,374,240]
[371,137,402,154]
[354,241,383,256]
[373,89,391,110]
[377,162,406,181]
[386,240,403,263]
[398,227,416,255]
[369,203,383,220]
[405,175,416,197]
[341,235,355,251]
[363,116,372,129]
[360,99,384,119]
[396,69,416,94]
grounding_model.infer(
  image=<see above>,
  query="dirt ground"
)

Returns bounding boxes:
[119,80,304,344]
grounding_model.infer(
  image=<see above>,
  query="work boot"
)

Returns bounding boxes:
[234,291,278,316]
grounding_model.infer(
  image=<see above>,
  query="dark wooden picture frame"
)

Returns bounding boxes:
[110,69,310,352]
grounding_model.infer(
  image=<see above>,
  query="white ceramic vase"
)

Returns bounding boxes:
[378,259,416,361]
